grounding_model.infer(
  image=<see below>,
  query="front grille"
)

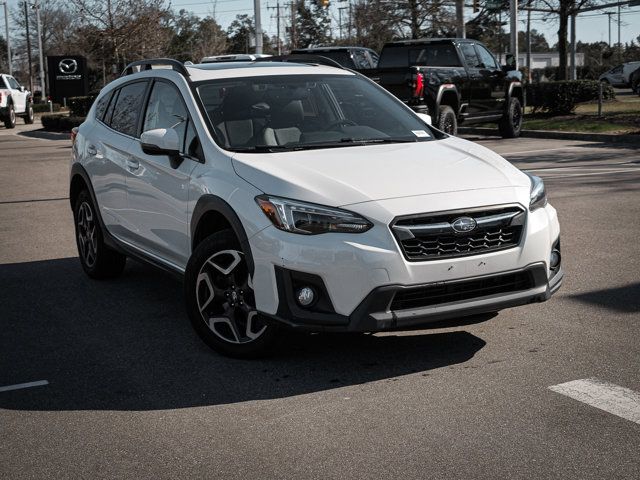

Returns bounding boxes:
[391,206,525,261]
[390,270,535,311]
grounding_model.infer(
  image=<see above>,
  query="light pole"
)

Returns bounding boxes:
[1,1,11,75]
[32,1,46,102]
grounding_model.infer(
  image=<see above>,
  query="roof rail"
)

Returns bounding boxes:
[254,54,345,70]
[121,58,190,78]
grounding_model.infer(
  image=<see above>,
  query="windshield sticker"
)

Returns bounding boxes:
[412,130,430,138]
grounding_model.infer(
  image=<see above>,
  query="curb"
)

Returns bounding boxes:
[458,127,640,145]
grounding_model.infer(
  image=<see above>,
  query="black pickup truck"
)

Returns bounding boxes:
[363,38,524,138]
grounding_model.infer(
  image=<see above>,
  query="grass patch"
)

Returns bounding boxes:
[523,117,636,133]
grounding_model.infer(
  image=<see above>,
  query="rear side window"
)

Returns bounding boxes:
[94,91,112,121]
[110,81,147,137]
[0,77,8,89]
[379,44,462,68]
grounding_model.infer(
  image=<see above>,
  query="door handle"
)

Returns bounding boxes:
[87,144,97,156]
[127,158,140,171]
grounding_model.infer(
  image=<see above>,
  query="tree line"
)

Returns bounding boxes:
[0,0,638,93]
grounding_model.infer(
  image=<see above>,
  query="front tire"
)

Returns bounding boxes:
[499,97,523,139]
[4,104,16,129]
[185,230,279,358]
[73,190,126,279]
[23,104,34,124]
[437,105,458,135]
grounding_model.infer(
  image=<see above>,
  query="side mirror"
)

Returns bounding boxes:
[415,112,432,125]
[505,53,516,69]
[19,86,25,92]
[140,128,180,157]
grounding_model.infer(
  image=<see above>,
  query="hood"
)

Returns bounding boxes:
[232,136,530,207]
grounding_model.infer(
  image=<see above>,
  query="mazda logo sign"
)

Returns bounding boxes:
[451,216,477,233]
[59,58,78,74]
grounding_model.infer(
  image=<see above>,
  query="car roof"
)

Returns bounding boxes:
[115,61,354,86]
[292,46,375,52]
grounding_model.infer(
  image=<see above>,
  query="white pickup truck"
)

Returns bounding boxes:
[0,74,35,128]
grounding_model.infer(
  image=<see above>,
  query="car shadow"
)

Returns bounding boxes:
[569,282,640,313]
[0,258,486,411]
[18,129,70,142]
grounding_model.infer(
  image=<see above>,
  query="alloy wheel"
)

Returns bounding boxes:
[77,201,97,268]
[195,249,267,344]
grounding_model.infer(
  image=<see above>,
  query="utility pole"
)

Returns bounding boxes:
[526,8,531,82]
[267,2,282,55]
[290,1,296,50]
[509,0,518,69]
[455,0,465,38]
[34,0,46,101]
[254,0,263,54]
[23,1,34,94]
[570,13,576,80]
[1,1,11,75]
[604,11,613,46]
[617,4,621,62]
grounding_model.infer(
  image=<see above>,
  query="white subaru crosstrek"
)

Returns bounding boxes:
[70,58,562,357]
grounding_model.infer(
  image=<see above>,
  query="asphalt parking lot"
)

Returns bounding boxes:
[1,124,639,479]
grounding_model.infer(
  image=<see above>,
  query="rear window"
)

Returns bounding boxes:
[379,44,462,68]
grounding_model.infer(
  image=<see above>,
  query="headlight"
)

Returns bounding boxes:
[525,173,547,211]
[256,195,373,235]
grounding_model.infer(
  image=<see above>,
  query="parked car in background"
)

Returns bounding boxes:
[630,66,640,96]
[70,58,562,358]
[0,74,34,128]
[362,38,524,138]
[290,46,379,70]
[201,54,272,63]
[599,62,640,88]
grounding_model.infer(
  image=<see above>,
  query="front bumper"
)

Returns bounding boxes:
[248,196,562,332]
[265,262,563,332]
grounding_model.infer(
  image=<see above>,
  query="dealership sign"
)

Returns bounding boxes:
[47,55,89,103]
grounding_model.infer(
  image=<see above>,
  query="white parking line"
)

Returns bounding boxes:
[0,380,49,393]
[549,378,640,425]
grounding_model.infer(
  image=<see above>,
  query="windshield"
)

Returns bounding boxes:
[196,74,437,152]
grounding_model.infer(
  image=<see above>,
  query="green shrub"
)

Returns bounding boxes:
[41,114,86,131]
[526,80,616,115]
[33,102,61,113]
[68,96,96,117]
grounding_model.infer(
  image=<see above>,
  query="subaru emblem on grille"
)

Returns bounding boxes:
[451,216,477,233]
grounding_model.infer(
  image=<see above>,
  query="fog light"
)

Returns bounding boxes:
[550,250,561,269]
[296,287,315,307]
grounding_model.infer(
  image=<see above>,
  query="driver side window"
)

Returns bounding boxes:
[143,80,202,160]
[7,77,21,90]
[475,45,499,70]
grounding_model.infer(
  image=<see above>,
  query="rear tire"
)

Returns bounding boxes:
[73,190,126,279]
[4,104,16,129]
[499,97,522,139]
[437,105,457,135]
[23,104,34,124]
[185,229,279,358]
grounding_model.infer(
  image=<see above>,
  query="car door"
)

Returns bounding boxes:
[122,79,200,268]
[6,76,27,113]
[608,65,624,86]
[474,44,506,115]
[458,42,483,115]
[88,81,148,237]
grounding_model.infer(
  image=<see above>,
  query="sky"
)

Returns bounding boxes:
[2,0,639,51]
